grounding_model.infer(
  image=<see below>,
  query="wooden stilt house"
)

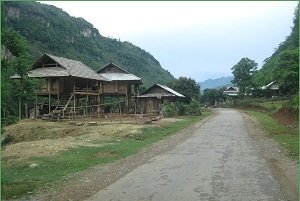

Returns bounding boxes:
[96,63,143,114]
[11,53,110,119]
[138,84,185,115]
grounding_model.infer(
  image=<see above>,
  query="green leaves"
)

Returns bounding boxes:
[274,48,299,95]
[3,1,175,87]
[1,27,37,123]
[231,57,258,94]
[171,77,201,102]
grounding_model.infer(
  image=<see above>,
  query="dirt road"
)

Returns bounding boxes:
[85,109,293,201]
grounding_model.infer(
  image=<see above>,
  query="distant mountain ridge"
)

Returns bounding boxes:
[199,76,233,90]
[2,1,175,87]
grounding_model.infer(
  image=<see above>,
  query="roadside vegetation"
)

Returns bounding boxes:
[1,109,212,199]
[225,96,298,160]
[246,110,298,159]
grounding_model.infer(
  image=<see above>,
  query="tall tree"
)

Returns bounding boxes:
[231,58,258,95]
[170,77,200,102]
[1,28,35,123]
[274,48,299,97]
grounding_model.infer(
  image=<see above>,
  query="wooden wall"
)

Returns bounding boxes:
[140,98,163,114]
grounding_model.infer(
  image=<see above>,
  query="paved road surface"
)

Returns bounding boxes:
[86,109,288,201]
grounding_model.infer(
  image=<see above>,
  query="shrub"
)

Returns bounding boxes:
[186,100,201,115]
[164,102,177,117]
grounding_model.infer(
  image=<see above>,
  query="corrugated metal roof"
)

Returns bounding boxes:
[156,84,185,97]
[97,63,142,83]
[261,81,278,90]
[99,73,141,81]
[138,93,177,98]
[96,63,130,74]
[139,84,185,98]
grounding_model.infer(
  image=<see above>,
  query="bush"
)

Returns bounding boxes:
[163,100,202,117]
[164,102,177,117]
[186,100,201,115]
[283,94,299,110]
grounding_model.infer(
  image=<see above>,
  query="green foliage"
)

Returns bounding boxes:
[274,48,299,96]
[282,94,299,110]
[253,4,299,94]
[247,110,298,159]
[201,87,225,105]
[2,1,175,87]
[186,99,201,115]
[231,57,258,94]
[1,27,39,124]
[163,100,202,116]
[170,77,200,102]
[164,102,177,117]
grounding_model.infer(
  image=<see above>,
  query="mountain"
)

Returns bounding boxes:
[2,1,175,87]
[199,76,233,90]
[254,5,298,90]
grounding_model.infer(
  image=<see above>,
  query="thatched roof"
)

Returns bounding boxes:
[11,53,110,81]
[138,84,185,98]
[96,63,142,83]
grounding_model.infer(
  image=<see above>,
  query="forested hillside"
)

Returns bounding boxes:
[2,1,175,87]
[254,5,298,95]
[199,76,233,90]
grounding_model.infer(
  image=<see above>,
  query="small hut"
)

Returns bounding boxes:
[96,63,143,113]
[11,53,110,119]
[138,84,185,115]
[261,80,280,97]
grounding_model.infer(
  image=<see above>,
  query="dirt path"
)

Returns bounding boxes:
[20,109,297,201]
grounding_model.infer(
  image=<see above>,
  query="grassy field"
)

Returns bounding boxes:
[246,110,298,159]
[1,110,212,199]
[255,100,289,113]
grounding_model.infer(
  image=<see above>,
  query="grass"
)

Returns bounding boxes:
[256,100,289,113]
[246,110,298,159]
[1,110,213,199]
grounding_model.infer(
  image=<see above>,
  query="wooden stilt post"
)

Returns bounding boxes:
[118,81,121,116]
[35,94,38,119]
[18,97,21,121]
[25,102,28,119]
[48,78,51,115]
[73,78,76,120]
[98,95,101,122]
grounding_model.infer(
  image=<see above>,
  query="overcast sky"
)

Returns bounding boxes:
[41,1,297,82]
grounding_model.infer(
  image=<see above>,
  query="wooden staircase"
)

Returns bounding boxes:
[51,93,75,120]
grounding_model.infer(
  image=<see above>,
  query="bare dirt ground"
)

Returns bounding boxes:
[2,120,146,165]
[3,110,298,201]
[272,107,298,130]
[2,117,184,165]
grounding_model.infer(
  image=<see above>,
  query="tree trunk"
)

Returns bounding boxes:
[19,97,22,120]
[25,102,28,119]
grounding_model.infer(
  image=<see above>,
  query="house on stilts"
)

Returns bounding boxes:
[11,53,143,120]
[96,63,143,114]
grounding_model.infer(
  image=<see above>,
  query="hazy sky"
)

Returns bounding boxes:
[41,1,297,81]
